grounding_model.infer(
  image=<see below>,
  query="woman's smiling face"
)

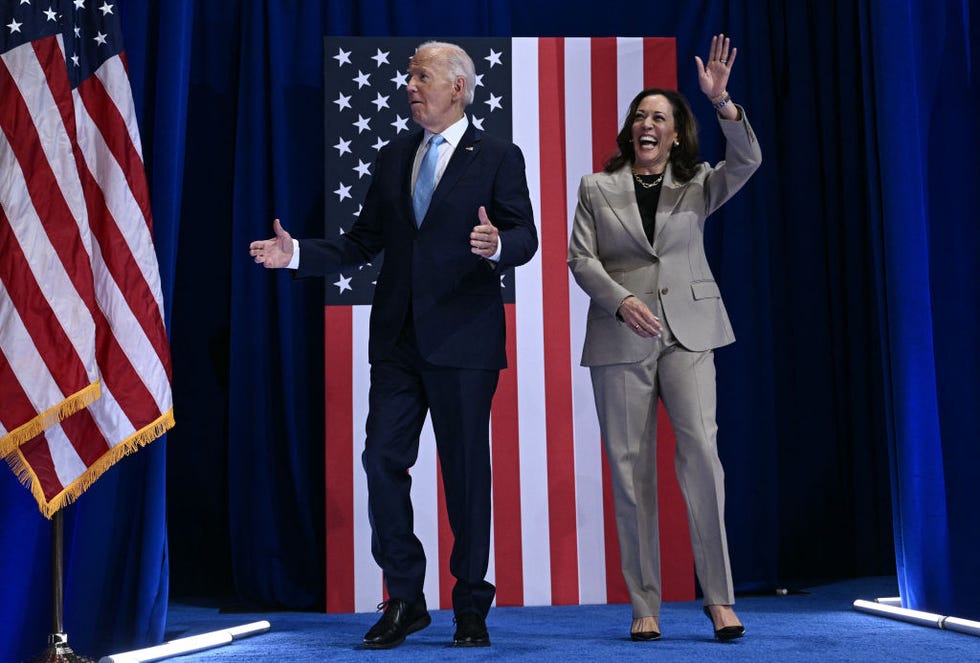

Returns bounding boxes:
[630,94,678,174]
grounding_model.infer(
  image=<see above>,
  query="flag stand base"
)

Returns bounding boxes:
[28,633,93,663]
[27,512,93,663]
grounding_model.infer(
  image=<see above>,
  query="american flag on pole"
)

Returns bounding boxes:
[0,0,173,517]
[323,36,694,611]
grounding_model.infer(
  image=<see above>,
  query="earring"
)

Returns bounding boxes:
[673,140,679,147]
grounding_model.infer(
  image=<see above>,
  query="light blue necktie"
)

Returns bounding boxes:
[413,134,444,226]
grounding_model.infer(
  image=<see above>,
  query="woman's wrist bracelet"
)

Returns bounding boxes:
[710,91,731,110]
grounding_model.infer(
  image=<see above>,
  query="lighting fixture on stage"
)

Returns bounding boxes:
[98,620,271,663]
[853,598,980,637]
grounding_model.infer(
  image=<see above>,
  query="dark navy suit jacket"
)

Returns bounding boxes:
[297,123,538,369]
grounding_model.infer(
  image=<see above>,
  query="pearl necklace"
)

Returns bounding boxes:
[633,172,664,189]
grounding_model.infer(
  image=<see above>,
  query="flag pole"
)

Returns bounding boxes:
[29,511,93,663]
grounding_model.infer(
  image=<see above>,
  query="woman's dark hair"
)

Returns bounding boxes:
[603,88,700,183]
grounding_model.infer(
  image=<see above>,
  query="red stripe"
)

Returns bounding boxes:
[643,37,694,601]
[538,37,579,605]
[589,36,631,605]
[437,459,453,609]
[590,38,620,173]
[19,433,63,501]
[324,307,354,613]
[59,407,109,467]
[643,37,678,89]
[490,304,523,606]
[601,447,629,602]
[0,349,48,438]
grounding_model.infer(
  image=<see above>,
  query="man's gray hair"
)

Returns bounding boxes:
[416,41,476,106]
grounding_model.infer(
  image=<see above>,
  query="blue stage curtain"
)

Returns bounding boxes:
[3,3,977,659]
[925,1,980,621]
[866,0,980,619]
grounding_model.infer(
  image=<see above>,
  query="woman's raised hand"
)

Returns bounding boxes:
[694,33,736,100]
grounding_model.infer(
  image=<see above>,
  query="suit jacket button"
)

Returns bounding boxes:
[660,287,669,295]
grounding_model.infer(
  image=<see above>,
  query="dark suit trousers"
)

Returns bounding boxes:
[362,322,498,617]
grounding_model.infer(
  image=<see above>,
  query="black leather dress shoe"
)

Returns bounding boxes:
[453,612,490,647]
[703,606,745,641]
[362,598,431,649]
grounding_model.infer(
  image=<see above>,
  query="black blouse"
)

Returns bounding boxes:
[632,172,663,245]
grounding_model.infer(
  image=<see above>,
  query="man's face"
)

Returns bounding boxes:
[406,47,464,133]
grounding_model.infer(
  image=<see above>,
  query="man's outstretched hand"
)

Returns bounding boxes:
[249,218,294,268]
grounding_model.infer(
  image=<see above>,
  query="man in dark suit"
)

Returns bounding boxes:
[249,41,537,649]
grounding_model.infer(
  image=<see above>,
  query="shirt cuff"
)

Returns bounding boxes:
[287,239,300,269]
[487,236,502,262]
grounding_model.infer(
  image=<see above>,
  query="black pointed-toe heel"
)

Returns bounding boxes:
[630,617,661,641]
[703,606,745,641]
[630,629,661,641]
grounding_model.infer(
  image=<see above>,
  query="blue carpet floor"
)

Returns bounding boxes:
[157,576,980,662]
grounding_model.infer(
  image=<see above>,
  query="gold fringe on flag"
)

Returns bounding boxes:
[0,381,102,457]
[4,408,175,519]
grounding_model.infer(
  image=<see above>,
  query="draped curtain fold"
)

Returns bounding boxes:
[3,1,977,659]
[867,0,980,618]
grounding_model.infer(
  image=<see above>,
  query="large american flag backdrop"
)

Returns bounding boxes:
[323,36,694,612]
[0,1,173,517]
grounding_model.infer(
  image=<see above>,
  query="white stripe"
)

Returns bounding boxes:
[89,382,136,446]
[46,423,88,489]
[564,37,608,605]
[511,37,552,607]
[486,417,497,605]
[617,37,646,120]
[94,56,146,158]
[352,306,380,613]
[414,416,440,607]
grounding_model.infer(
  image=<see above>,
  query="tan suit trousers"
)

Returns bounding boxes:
[589,324,734,618]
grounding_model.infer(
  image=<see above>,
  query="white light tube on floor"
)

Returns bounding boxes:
[98,620,271,663]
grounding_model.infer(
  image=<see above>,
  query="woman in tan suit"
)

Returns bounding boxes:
[567,34,761,642]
